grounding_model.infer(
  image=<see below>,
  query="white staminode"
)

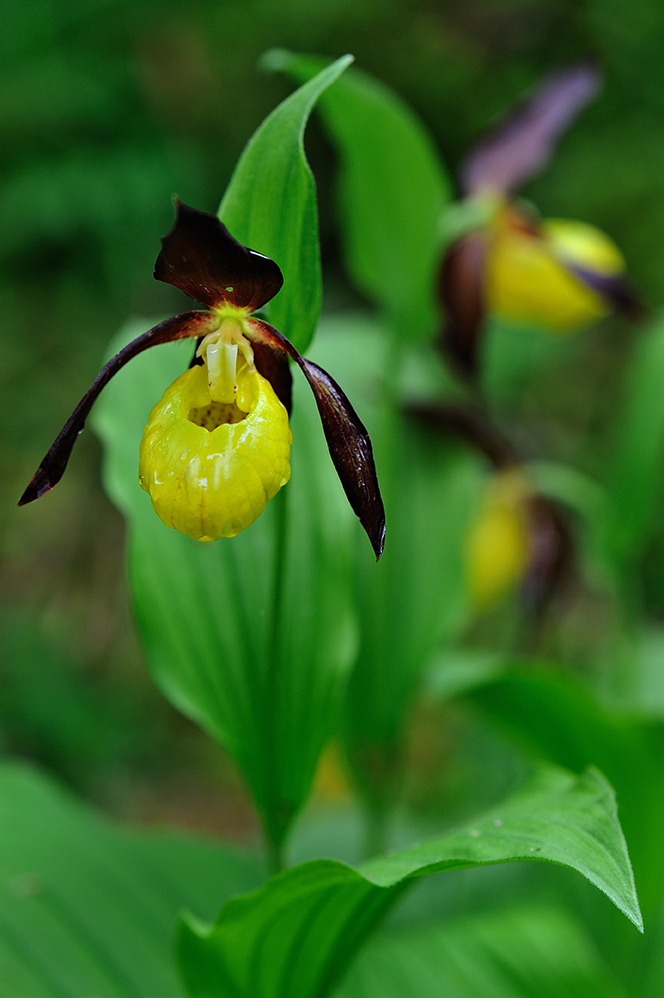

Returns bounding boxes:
[206,340,237,403]
[197,317,255,404]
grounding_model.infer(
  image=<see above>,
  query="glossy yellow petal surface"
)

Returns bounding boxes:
[487,212,623,332]
[139,361,291,541]
[466,472,531,609]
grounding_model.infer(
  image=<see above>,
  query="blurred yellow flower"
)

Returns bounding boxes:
[466,471,531,608]
[487,207,625,332]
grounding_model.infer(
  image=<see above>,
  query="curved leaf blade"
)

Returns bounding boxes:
[178,767,641,998]
[465,664,664,915]
[219,55,353,353]
[267,50,450,340]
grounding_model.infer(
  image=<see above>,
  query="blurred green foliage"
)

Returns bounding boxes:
[4,3,664,995]
[3,0,664,866]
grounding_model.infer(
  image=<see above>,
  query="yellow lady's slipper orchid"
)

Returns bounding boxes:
[19,201,385,558]
[486,206,625,333]
[442,64,641,377]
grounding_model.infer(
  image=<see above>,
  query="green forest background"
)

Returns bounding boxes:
[3,0,664,838]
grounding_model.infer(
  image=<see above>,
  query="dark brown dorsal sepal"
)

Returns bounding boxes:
[154,201,283,312]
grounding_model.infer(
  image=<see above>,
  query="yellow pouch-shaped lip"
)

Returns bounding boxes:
[139,361,291,541]
[487,212,622,333]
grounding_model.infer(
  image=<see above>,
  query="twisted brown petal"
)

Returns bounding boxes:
[440,230,488,380]
[252,340,293,415]
[246,318,385,559]
[154,201,283,311]
[19,311,218,506]
[462,64,600,196]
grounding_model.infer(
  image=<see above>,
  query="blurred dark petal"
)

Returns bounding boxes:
[564,263,648,321]
[440,230,488,380]
[405,401,518,469]
[154,200,283,311]
[520,496,574,619]
[462,64,601,196]
[19,310,217,506]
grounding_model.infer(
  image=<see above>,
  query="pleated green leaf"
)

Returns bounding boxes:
[338,905,626,998]
[0,762,264,998]
[92,320,357,849]
[219,55,353,353]
[178,766,641,998]
[267,49,450,340]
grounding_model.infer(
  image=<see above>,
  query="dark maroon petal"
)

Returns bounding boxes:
[19,311,218,506]
[462,64,600,195]
[252,340,293,415]
[246,319,386,559]
[563,263,647,321]
[154,200,283,311]
[439,231,488,380]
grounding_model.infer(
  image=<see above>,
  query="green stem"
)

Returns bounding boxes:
[262,486,290,870]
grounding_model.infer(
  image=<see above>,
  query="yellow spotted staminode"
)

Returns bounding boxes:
[19,201,385,559]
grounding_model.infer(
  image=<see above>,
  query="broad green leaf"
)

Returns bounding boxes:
[0,761,264,998]
[306,314,482,802]
[466,666,664,915]
[178,767,641,998]
[605,312,664,567]
[92,320,357,849]
[338,905,626,998]
[219,55,353,353]
[267,50,451,340]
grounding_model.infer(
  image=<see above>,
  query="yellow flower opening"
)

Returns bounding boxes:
[138,342,291,542]
[486,207,625,333]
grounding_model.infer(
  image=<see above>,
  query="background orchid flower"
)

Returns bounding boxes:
[442,64,643,377]
[19,201,385,558]
[408,400,571,617]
